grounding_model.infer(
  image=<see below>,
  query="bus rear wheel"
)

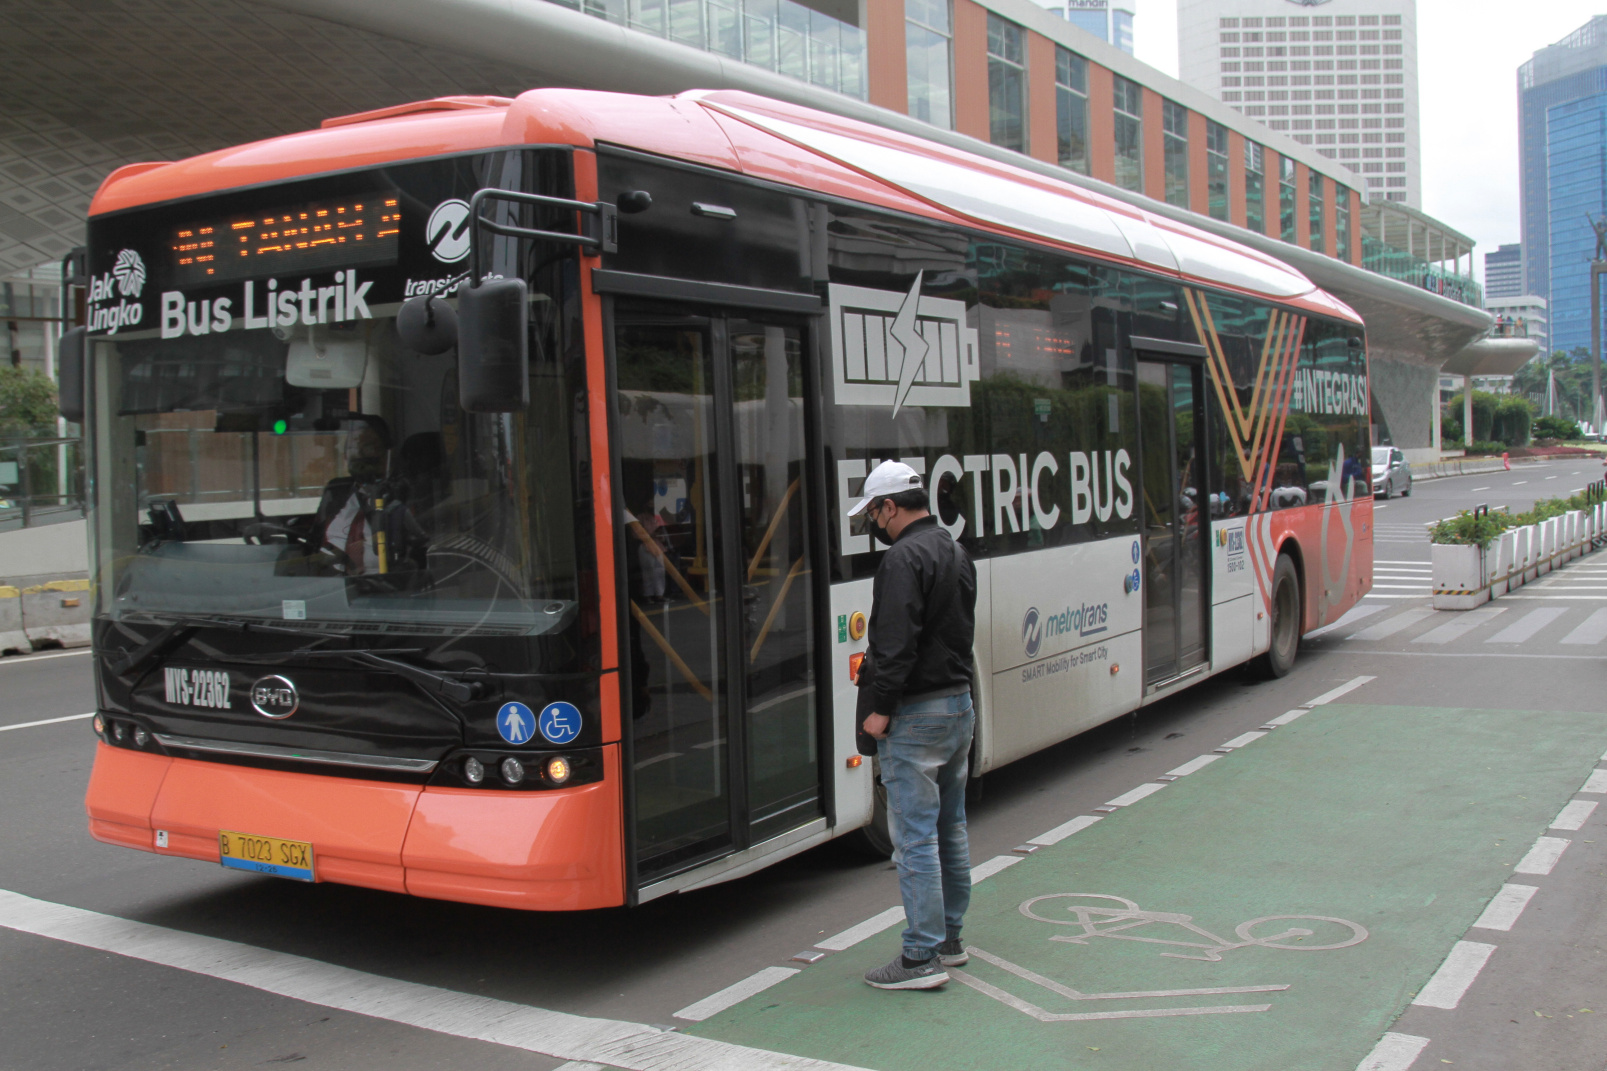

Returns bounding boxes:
[1255,554,1301,679]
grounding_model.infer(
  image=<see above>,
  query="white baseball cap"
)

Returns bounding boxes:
[846,460,924,517]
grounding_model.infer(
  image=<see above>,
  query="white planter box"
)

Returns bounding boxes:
[1432,542,1490,610]
[1491,530,1516,597]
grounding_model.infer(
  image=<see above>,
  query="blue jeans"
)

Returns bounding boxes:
[876,691,974,962]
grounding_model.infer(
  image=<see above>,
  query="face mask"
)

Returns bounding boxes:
[868,502,894,547]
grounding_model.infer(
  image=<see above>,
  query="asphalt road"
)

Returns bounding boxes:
[2,457,1605,1071]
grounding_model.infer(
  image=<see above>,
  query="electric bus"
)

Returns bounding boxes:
[73,88,1372,910]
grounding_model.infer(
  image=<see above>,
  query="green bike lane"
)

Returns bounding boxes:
[683,702,1607,1071]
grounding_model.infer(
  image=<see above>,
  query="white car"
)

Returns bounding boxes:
[1372,446,1412,498]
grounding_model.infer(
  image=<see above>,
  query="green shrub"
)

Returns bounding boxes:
[1465,440,1508,456]
[1442,417,1463,443]
[1533,414,1582,440]
[1430,488,1607,545]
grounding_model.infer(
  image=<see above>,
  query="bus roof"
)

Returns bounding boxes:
[90,87,1359,323]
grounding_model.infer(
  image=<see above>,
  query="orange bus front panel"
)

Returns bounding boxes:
[146,757,423,895]
[401,745,625,911]
[84,744,173,852]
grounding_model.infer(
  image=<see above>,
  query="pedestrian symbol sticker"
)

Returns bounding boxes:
[496,702,536,745]
[539,701,582,745]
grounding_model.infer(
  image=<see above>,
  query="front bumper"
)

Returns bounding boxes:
[85,741,625,911]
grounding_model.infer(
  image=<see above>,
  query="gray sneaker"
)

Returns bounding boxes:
[863,956,949,990]
[937,938,969,966]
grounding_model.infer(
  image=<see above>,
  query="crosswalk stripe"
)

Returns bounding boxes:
[1413,607,1504,645]
[1560,608,1607,645]
[1349,608,1435,641]
[1485,607,1568,644]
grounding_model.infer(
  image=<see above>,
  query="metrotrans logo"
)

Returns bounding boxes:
[1022,600,1110,657]
[829,273,979,414]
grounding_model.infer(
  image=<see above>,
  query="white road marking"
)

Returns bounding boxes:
[1104,783,1167,808]
[1485,607,1567,644]
[0,712,93,733]
[1471,884,1539,932]
[1164,755,1223,777]
[1411,941,1496,1010]
[1471,486,1491,491]
[1307,604,1388,637]
[1580,769,1607,794]
[1551,800,1597,831]
[553,1063,609,1071]
[1218,731,1267,749]
[1028,815,1103,846]
[0,890,867,1071]
[1355,1031,1431,1071]
[1560,608,1607,645]
[1513,481,1528,485]
[1266,709,1311,726]
[1546,475,1559,480]
[0,649,92,667]
[1412,608,1504,645]
[1374,504,1389,509]
[1304,676,1377,706]
[816,852,1027,953]
[816,907,907,951]
[1514,836,1571,875]
[1350,610,1435,641]
[970,855,1023,882]
[673,966,798,1022]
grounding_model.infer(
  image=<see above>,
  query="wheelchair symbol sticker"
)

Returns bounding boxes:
[496,702,536,745]
[539,701,582,745]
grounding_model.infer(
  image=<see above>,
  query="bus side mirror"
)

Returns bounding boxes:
[455,277,529,413]
[58,326,87,424]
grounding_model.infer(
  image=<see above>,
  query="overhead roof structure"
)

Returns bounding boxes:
[2,0,1494,376]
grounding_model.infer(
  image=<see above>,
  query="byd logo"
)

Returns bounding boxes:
[250,675,300,720]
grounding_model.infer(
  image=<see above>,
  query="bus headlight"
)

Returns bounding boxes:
[463,756,486,784]
[546,756,571,784]
[500,757,525,785]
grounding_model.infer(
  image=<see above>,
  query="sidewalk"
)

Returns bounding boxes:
[684,701,1607,1071]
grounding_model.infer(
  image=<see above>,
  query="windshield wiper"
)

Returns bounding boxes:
[106,616,319,677]
[288,648,487,705]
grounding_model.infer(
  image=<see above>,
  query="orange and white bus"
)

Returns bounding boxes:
[73,88,1372,910]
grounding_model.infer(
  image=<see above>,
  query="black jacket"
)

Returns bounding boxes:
[864,515,977,719]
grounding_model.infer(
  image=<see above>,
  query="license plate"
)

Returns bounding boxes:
[218,830,314,882]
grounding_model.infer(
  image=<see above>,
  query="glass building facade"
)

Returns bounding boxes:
[1244,140,1265,234]
[987,14,1027,153]
[1520,17,1607,300]
[1162,99,1189,208]
[1113,74,1143,193]
[548,0,867,99]
[906,0,953,129]
[1206,120,1229,221]
[1546,91,1607,357]
[1056,47,1090,174]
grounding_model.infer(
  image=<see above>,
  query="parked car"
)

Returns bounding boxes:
[1372,446,1412,498]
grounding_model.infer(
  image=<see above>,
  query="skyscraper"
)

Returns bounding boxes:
[1518,17,1607,342]
[1177,0,1419,207]
[1483,244,1523,300]
[1034,0,1135,55]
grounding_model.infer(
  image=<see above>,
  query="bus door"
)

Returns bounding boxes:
[1136,348,1210,688]
[610,300,825,885]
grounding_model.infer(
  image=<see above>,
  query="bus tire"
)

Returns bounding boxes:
[1255,554,1301,679]
[847,764,894,858]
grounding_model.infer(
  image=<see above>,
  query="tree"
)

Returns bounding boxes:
[0,366,58,436]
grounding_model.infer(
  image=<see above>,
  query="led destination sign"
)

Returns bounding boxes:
[170,193,401,286]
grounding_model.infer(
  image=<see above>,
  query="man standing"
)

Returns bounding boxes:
[848,460,978,991]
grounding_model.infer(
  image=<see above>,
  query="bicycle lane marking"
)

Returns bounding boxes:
[681,703,1607,1071]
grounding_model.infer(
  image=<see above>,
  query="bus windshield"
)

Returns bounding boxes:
[89,315,579,636]
[83,150,586,638]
